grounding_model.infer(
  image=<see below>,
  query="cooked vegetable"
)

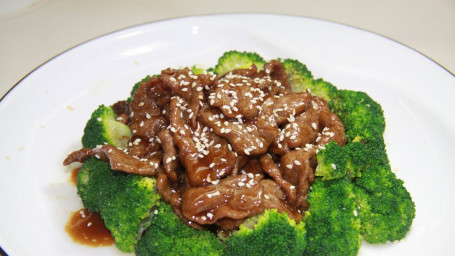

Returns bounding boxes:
[281,54,415,247]
[281,58,338,108]
[135,202,224,256]
[81,105,132,148]
[77,157,161,252]
[212,50,266,75]
[223,209,306,256]
[304,176,361,256]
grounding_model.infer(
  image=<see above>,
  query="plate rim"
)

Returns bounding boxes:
[1,13,453,104]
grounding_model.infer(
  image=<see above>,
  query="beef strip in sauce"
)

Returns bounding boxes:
[64,60,346,231]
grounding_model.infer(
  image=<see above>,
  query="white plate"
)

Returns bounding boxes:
[0,14,454,256]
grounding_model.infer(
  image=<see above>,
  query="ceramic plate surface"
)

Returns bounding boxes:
[1,14,454,255]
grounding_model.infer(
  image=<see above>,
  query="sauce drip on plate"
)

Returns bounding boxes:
[65,208,114,247]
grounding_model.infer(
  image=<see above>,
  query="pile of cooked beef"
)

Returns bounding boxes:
[65,60,346,231]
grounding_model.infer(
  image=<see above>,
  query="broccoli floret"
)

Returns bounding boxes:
[315,141,379,180]
[315,141,415,244]
[191,65,205,75]
[135,202,224,256]
[212,50,266,75]
[333,90,386,146]
[303,176,361,256]
[315,141,348,180]
[281,58,338,107]
[223,209,306,256]
[77,157,161,252]
[81,105,132,149]
[353,166,415,243]
[77,157,111,212]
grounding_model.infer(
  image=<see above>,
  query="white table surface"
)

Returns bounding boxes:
[1,0,454,98]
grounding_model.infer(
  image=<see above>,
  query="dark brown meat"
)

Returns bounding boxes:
[181,174,265,225]
[92,145,161,176]
[171,97,237,186]
[63,148,94,165]
[65,60,347,232]
[280,148,316,210]
[159,130,179,183]
[312,97,346,147]
[259,154,297,203]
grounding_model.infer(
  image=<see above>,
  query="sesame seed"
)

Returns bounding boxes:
[209,163,215,168]
[331,163,337,169]
[286,164,293,169]
[97,118,102,122]
[207,213,214,219]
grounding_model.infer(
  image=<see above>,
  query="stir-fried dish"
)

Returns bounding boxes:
[64,51,415,256]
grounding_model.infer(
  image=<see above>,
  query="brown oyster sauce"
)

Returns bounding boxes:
[65,208,114,247]
[66,167,114,247]
[69,167,80,186]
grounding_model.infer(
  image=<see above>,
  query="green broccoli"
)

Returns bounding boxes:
[333,90,386,146]
[353,165,415,243]
[135,202,224,256]
[191,65,205,75]
[303,176,361,256]
[315,141,348,180]
[223,209,306,256]
[212,50,266,75]
[281,58,338,108]
[281,54,415,247]
[81,105,132,149]
[315,141,415,244]
[315,141,378,180]
[77,157,161,252]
